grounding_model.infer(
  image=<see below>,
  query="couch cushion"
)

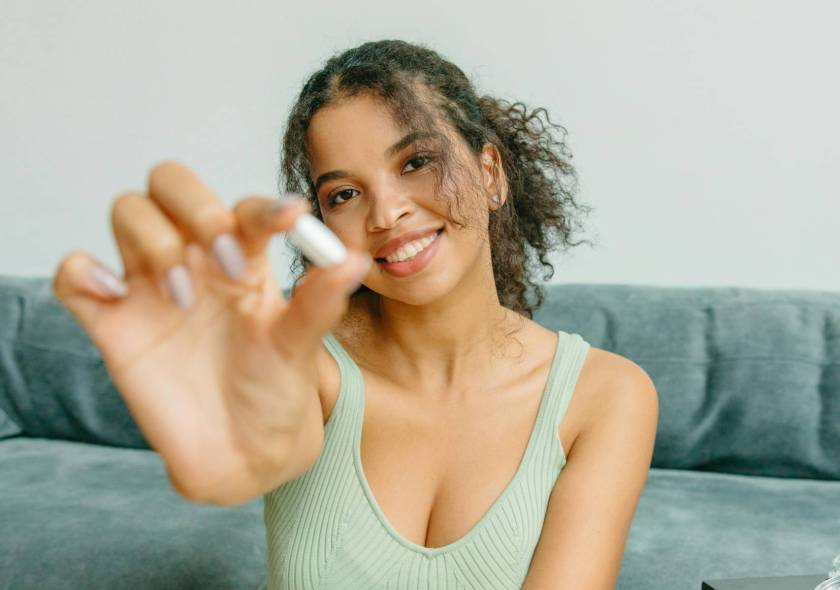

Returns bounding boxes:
[534,284,840,481]
[618,467,840,589]
[0,275,148,448]
[0,406,22,439]
[0,437,266,590]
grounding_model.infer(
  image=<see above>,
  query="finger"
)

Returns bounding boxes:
[112,192,184,276]
[52,251,129,330]
[111,192,197,307]
[269,249,373,360]
[147,160,245,281]
[231,194,311,259]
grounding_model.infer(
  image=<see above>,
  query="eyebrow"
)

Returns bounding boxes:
[313,131,432,193]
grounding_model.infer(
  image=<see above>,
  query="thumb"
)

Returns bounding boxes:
[52,251,129,328]
[270,250,373,359]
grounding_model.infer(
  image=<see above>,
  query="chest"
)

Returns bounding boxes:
[316,337,598,550]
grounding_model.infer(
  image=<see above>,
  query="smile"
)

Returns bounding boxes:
[375,229,443,278]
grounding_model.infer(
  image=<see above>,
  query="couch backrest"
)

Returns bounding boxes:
[533,283,840,481]
[1,275,838,480]
[0,275,148,448]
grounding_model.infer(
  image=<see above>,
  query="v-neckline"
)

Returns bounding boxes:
[328,330,565,557]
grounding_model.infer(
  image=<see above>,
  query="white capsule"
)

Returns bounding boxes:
[286,212,348,267]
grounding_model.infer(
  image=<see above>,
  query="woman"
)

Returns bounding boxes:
[52,39,658,589]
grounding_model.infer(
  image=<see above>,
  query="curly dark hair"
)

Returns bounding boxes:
[279,39,595,319]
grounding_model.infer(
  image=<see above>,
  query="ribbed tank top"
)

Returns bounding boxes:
[262,329,591,590]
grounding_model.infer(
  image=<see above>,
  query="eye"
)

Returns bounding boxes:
[327,188,358,207]
[403,154,431,173]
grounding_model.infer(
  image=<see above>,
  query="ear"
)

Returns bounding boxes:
[479,143,508,210]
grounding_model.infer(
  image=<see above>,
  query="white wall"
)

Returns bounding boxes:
[1,0,837,292]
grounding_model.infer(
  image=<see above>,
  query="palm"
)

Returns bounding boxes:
[82,246,309,488]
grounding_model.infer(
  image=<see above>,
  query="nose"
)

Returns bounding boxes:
[365,180,417,232]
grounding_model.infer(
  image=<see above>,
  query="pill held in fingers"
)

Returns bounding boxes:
[285,211,348,267]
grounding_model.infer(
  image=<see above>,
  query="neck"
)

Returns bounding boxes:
[353,259,524,399]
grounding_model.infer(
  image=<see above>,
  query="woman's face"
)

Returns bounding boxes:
[306,94,495,306]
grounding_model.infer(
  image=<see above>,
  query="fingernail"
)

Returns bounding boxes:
[166,264,194,311]
[266,196,306,223]
[270,196,304,212]
[211,233,246,280]
[88,264,128,297]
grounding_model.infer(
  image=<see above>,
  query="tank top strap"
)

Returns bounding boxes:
[321,331,365,439]
[529,330,592,469]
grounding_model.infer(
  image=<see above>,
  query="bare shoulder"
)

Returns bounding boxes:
[580,346,658,433]
[527,320,656,438]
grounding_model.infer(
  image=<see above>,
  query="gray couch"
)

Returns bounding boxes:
[1,274,838,590]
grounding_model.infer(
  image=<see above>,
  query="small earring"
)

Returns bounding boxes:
[491,194,501,204]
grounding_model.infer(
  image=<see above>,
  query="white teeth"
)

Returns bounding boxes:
[384,232,437,263]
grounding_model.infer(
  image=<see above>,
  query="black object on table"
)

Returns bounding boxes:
[701,574,828,590]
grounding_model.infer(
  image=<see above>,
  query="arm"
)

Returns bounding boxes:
[522,359,659,589]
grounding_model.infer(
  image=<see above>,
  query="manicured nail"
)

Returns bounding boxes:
[211,233,246,279]
[166,264,194,311]
[271,196,304,212]
[87,264,128,297]
[265,196,306,225]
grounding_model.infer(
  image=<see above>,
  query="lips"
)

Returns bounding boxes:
[374,227,443,260]
[375,227,443,277]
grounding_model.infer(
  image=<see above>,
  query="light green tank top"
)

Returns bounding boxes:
[263,329,591,589]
